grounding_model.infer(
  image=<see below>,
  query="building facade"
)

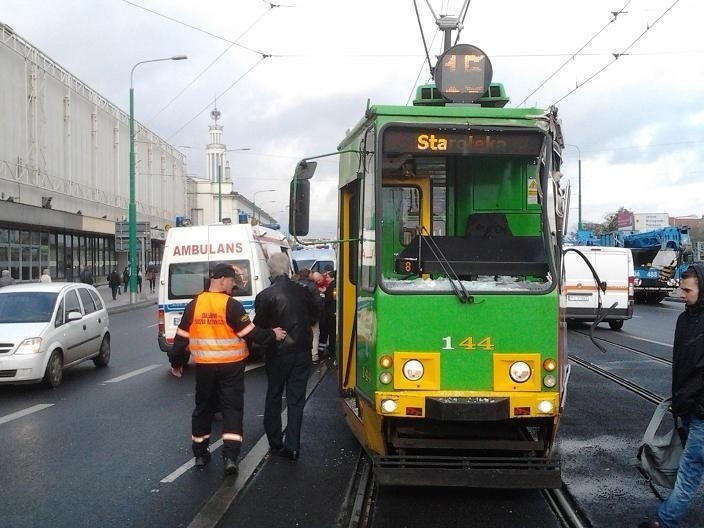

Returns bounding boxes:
[0,24,187,281]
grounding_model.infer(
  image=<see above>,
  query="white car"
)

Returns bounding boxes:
[0,282,111,387]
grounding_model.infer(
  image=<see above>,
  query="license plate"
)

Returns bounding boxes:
[568,294,590,302]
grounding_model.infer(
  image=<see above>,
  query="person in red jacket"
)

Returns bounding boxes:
[170,263,286,476]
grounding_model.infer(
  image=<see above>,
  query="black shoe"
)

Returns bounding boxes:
[223,456,239,476]
[194,452,211,468]
[279,448,299,461]
[269,443,284,453]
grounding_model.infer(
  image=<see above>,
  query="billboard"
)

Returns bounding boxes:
[634,213,670,232]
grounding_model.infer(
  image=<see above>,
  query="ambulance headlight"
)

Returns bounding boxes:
[509,361,532,383]
[402,359,424,381]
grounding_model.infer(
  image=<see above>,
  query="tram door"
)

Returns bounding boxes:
[339,180,359,392]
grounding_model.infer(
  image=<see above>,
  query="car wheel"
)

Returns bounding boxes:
[608,320,624,330]
[94,336,111,367]
[43,350,63,388]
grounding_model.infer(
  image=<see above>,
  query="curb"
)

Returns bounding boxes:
[107,298,157,315]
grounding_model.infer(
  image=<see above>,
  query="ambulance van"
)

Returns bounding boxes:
[563,246,635,330]
[157,223,291,353]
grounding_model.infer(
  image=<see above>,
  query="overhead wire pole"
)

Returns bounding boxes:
[564,144,582,230]
[129,55,187,304]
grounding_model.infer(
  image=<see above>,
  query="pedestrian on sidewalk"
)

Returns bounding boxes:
[170,263,286,476]
[146,263,157,293]
[136,266,143,294]
[254,253,320,461]
[108,269,121,300]
[40,269,52,283]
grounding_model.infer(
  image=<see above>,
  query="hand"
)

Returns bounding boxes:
[273,327,287,342]
[170,366,183,378]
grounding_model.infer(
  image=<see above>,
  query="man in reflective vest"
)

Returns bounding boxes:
[171,263,286,476]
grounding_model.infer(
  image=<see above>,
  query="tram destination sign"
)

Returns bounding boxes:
[383,127,543,156]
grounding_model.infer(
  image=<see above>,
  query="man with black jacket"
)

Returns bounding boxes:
[254,253,321,461]
[641,264,704,528]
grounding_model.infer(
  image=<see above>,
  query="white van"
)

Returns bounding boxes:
[563,246,635,330]
[157,223,291,353]
[292,246,336,273]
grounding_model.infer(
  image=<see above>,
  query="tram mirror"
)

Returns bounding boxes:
[294,160,317,180]
[289,179,310,236]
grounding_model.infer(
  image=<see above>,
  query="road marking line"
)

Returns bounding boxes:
[104,364,160,383]
[161,438,225,483]
[0,403,54,425]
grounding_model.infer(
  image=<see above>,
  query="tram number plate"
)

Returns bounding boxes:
[395,257,419,275]
[567,294,591,302]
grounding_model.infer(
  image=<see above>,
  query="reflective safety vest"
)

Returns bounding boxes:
[185,292,249,364]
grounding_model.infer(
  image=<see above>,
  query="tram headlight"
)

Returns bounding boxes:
[379,372,392,385]
[402,359,424,381]
[543,374,557,388]
[542,358,557,372]
[537,400,554,414]
[509,361,532,383]
[381,399,398,413]
[379,355,393,369]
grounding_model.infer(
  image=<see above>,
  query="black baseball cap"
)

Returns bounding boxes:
[211,263,237,279]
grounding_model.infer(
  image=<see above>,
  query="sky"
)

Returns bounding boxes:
[2,0,703,237]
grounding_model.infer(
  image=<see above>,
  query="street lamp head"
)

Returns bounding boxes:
[171,55,188,61]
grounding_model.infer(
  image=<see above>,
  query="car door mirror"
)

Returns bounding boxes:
[67,311,83,322]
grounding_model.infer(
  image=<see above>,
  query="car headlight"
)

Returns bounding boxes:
[15,337,42,355]
[509,361,532,383]
[402,359,424,381]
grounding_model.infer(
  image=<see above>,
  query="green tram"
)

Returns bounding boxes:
[290,43,569,488]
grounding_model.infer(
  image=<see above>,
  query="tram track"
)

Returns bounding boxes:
[571,329,672,366]
[339,449,589,528]
[568,354,663,405]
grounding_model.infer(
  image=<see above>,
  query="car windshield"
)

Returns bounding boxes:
[0,292,58,323]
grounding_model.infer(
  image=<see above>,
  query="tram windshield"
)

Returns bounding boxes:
[378,125,554,294]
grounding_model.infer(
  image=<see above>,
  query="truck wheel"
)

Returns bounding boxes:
[646,294,666,304]
[608,320,624,330]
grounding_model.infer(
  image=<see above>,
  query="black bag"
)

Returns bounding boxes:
[636,397,684,495]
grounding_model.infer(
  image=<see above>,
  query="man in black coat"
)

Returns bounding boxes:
[642,264,704,528]
[254,253,320,460]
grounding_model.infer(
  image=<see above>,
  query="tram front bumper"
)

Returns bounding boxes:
[372,454,561,488]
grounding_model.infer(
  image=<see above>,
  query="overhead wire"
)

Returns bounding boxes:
[168,56,268,140]
[551,0,681,106]
[146,5,276,125]
[516,0,633,107]
[121,0,268,55]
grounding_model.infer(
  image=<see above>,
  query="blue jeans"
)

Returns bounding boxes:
[657,416,704,527]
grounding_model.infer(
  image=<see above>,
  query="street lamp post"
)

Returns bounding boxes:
[218,148,250,222]
[252,189,275,223]
[129,55,187,304]
[565,143,582,231]
[257,200,278,222]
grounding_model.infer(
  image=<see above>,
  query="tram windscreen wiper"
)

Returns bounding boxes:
[418,227,473,304]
